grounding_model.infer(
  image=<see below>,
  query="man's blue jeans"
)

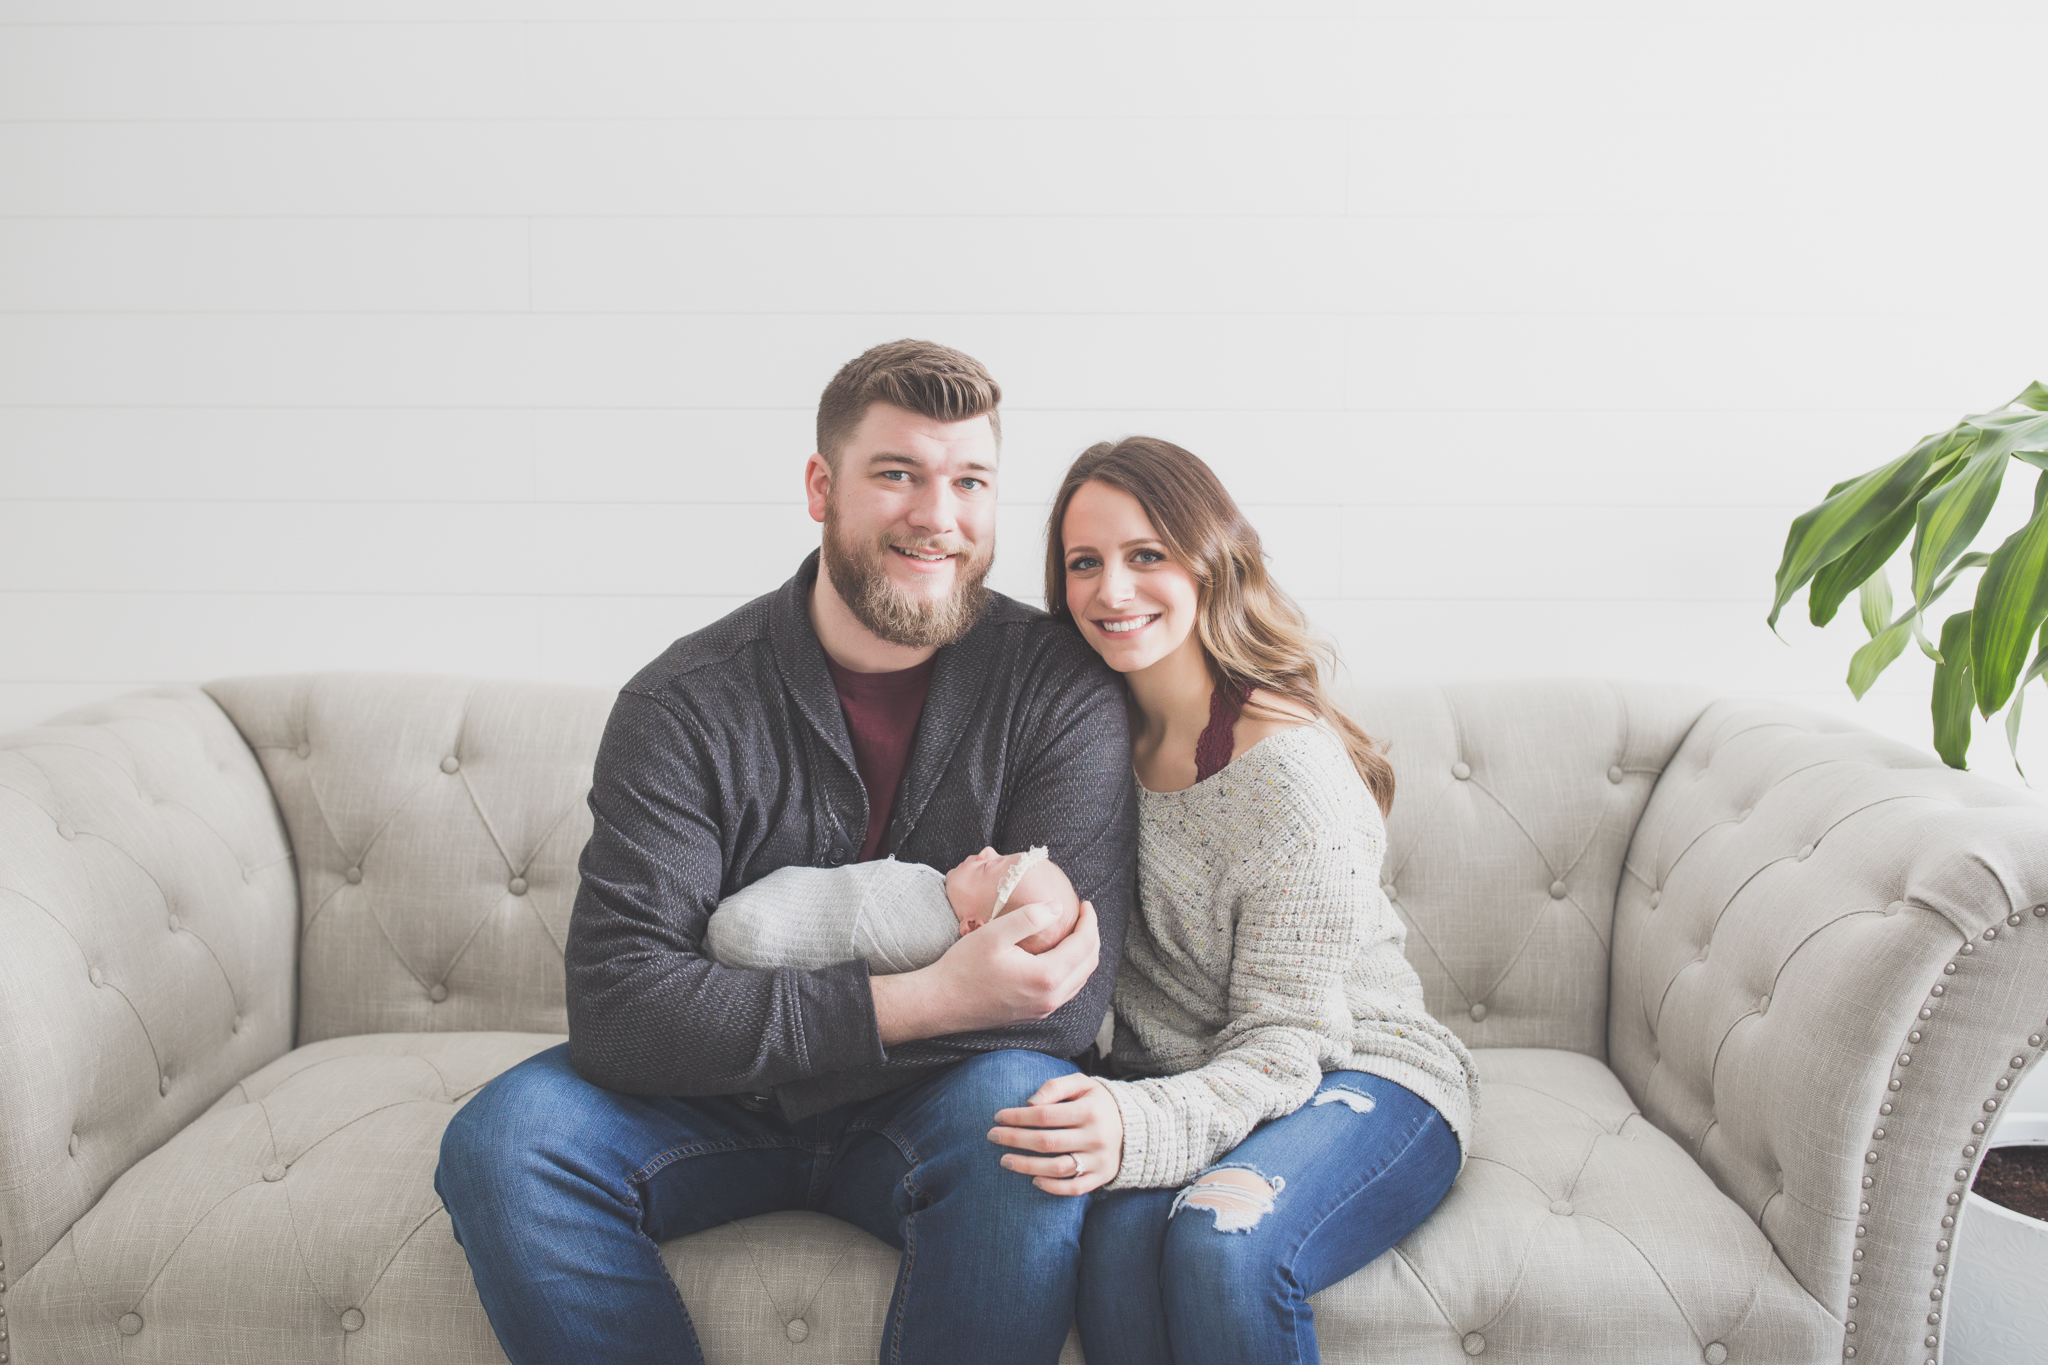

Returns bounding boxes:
[435,1043,1086,1365]
[1076,1070,1460,1365]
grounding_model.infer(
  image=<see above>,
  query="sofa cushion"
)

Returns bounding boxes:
[12,1041,1838,1363]
[204,675,612,1044]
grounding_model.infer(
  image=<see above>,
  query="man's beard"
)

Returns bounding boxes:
[820,500,993,651]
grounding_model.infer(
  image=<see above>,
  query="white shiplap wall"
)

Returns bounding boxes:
[4,2,2048,785]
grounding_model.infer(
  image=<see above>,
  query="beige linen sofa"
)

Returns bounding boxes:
[4,672,2047,1364]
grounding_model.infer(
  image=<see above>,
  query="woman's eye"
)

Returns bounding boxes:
[1132,549,1165,564]
[1067,556,1100,573]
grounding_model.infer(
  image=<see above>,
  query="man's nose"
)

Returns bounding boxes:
[904,478,959,537]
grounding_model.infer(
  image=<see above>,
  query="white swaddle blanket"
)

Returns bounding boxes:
[703,856,960,975]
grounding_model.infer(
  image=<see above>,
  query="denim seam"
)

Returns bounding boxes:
[885,1163,930,1365]
[630,1134,811,1185]
[1270,1106,1444,1365]
[622,1174,706,1365]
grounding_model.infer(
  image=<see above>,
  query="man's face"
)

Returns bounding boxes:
[807,401,999,650]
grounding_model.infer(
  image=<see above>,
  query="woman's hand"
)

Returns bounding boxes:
[988,1071,1123,1195]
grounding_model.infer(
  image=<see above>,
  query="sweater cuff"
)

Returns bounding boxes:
[1102,1078,1185,1191]
[792,957,890,1075]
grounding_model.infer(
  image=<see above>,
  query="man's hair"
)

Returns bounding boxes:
[816,339,1003,469]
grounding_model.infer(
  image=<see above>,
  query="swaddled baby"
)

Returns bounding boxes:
[703,845,1081,974]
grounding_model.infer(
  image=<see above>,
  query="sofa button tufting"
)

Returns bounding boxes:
[1649,890,1661,908]
[430,984,449,1003]
[786,1318,809,1343]
[1704,1345,1728,1365]
[441,756,461,774]
[233,1015,242,1033]
[1549,1199,1573,1216]
[1470,1004,1487,1021]
[1452,762,1471,780]
[1608,765,1624,784]
[118,1313,142,1335]
[296,742,310,759]
[1463,1332,1486,1356]
[1546,880,1566,899]
[88,966,103,987]
[56,821,75,840]
[341,1309,364,1332]
[509,877,528,896]
[1797,844,1813,860]
[168,914,180,933]
[158,1074,169,1097]
[1758,995,1770,1013]
[1737,807,1751,821]
[263,1163,285,1181]
[68,1133,78,1158]
[346,866,363,884]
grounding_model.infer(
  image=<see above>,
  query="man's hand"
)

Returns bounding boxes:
[988,1071,1123,1195]
[873,899,1099,1046]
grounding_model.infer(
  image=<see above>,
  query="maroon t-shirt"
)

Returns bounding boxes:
[823,653,937,862]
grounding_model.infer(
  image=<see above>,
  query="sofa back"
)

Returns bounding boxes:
[210,672,1711,1059]
[1350,680,1709,1058]
[0,689,298,1275]
[206,674,612,1045]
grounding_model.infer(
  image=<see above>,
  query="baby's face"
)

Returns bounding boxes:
[944,847,1021,935]
[943,847,1081,953]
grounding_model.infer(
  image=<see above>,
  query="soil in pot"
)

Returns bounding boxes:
[1971,1145,2048,1220]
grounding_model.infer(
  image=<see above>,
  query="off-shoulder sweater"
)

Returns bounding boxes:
[1104,721,1480,1190]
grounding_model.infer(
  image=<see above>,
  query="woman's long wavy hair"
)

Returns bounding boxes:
[1044,436,1395,817]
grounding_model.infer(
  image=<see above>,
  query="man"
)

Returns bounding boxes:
[435,340,1136,1364]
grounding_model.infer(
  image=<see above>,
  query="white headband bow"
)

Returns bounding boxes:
[990,846,1051,919]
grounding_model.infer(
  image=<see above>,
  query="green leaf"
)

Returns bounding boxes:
[1847,615,1913,699]
[2010,381,2048,413]
[1914,611,1943,663]
[2002,624,2048,782]
[1910,430,2010,604]
[1932,609,1976,768]
[1971,470,2048,716]
[1769,428,1968,632]
[1808,488,1930,628]
[1858,572,1893,638]
[2007,684,2027,780]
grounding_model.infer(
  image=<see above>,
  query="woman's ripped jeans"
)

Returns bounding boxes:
[1077,1070,1459,1365]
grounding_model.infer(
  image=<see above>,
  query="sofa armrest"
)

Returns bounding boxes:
[0,690,297,1282]
[1610,699,2048,1365]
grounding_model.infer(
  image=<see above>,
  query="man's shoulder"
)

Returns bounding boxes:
[973,591,1117,690]
[620,588,779,708]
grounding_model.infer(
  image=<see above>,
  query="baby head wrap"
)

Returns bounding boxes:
[990,846,1051,919]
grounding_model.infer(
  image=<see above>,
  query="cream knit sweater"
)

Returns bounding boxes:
[1105,721,1480,1190]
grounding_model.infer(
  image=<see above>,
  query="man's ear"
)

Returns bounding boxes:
[804,453,833,525]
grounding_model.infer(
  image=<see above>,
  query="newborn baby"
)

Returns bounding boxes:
[703,846,1081,975]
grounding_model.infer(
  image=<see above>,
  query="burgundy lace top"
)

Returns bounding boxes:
[1193,681,1247,783]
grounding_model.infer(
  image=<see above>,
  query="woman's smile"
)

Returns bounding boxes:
[1095,613,1162,635]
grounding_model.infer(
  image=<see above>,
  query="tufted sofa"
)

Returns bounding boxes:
[4,672,2048,1364]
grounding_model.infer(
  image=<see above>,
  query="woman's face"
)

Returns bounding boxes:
[1061,479,1201,676]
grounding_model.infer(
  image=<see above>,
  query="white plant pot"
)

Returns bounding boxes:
[1946,1111,2048,1365]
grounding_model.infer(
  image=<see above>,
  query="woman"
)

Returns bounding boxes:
[986,437,1481,1364]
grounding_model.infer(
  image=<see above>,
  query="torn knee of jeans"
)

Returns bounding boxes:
[1312,1084,1377,1114]
[1169,1165,1285,1233]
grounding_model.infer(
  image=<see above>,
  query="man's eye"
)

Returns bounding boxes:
[880,470,909,481]
[958,477,986,491]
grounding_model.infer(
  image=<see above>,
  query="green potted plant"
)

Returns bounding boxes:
[1770,383,2048,770]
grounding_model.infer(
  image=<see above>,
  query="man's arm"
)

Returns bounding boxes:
[869,647,1137,1058]
[565,690,887,1095]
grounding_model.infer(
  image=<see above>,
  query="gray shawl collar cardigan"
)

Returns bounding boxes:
[566,550,1137,1119]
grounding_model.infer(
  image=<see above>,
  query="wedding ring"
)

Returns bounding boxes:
[1066,1152,1083,1178]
